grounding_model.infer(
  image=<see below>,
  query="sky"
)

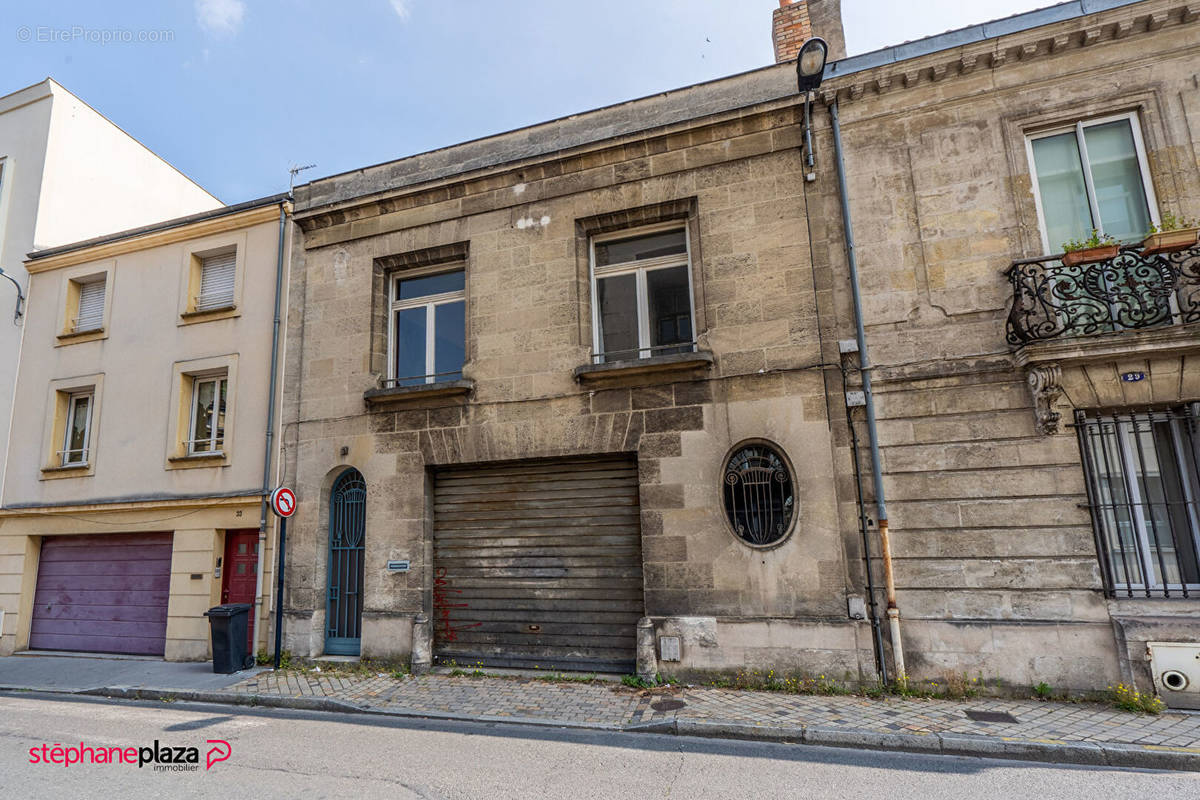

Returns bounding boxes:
[3,0,1057,203]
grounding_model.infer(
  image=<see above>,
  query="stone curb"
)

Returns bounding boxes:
[75,687,626,732]
[621,718,1200,772]
[6,685,1198,773]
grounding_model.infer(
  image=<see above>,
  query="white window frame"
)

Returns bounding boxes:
[187,373,227,455]
[1025,111,1160,255]
[59,391,93,466]
[588,221,696,364]
[386,268,466,386]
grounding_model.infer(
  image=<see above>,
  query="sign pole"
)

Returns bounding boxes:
[267,486,296,671]
[273,516,287,670]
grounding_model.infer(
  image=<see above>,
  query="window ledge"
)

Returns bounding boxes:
[56,327,105,344]
[168,452,226,464]
[180,304,238,323]
[41,463,91,475]
[574,351,714,383]
[364,379,474,407]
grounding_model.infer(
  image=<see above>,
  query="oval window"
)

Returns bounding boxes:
[722,441,796,547]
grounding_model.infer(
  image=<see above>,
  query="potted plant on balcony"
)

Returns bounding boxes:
[1061,229,1120,267]
[1141,212,1200,256]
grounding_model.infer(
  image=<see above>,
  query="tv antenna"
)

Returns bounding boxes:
[289,163,317,193]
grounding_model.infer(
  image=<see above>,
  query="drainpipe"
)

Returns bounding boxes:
[829,101,905,681]
[255,201,289,654]
[842,363,888,684]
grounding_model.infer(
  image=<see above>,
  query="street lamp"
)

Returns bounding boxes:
[795,37,829,173]
[0,267,24,324]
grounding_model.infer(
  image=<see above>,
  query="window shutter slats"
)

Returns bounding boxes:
[75,280,105,331]
[197,252,236,310]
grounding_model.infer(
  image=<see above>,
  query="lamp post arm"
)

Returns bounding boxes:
[0,268,24,324]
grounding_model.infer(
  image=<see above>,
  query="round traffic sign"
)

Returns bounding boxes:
[270,486,297,518]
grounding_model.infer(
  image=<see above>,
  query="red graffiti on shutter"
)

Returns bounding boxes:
[433,567,481,643]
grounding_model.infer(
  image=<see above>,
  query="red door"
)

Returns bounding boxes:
[222,530,259,650]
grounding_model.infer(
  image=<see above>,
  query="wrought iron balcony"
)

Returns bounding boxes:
[1005,242,1200,345]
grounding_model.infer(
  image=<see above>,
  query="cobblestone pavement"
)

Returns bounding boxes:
[226,671,1200,751]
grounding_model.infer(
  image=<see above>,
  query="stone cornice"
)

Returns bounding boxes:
[0,492,262,518]
[818,2,1197,106]
[293,1,1195,237]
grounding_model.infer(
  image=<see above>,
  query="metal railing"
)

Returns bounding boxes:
[590,340,698,365]
[184,438,224,455]
[382,370,463,388]
[1005,242,1200,345]
[57,448,88,466]
[70,317,102,333]
[1075,406,1200,599]
[194,291,235,312]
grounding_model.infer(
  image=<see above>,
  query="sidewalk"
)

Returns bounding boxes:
[2,655,1199,772]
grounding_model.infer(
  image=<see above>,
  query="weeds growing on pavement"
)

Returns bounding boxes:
[1108,683,1165,714]
[1033,681,1054,700]
[534,672,600,684]
[621,674,659,689]
[699,669,986,701]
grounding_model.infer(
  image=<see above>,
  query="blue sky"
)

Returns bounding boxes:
[3,1,1053,203]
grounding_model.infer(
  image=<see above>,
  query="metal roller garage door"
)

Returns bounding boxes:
[433,456,643,672]
[30,533,173,656]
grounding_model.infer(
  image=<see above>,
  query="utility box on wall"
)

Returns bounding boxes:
[1148,642,1200,710]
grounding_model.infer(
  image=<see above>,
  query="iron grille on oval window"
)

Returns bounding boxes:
[722,442,795,547]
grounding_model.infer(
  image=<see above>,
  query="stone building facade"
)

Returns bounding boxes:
[278,0,1200,697]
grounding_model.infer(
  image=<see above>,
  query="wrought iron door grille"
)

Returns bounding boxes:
[326,469,366,652]
[1075,406,1200,598]
[722,442,795,547]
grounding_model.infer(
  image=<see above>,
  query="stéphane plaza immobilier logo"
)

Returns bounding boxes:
[29,739,232,772]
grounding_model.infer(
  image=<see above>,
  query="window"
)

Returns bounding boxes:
[73,277,106,332]
[188,374,227,454]
[1077,406,1200,598]
[1027,114,1158,251]
[388,269,465,387]
[196,250,236,311]
[59,392,93,466]
[721,441,796,547]
[590,225,695,364]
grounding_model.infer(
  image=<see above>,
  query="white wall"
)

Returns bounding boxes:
[0,83,56,504]
[0,79,220,502]
[35,80,221,250]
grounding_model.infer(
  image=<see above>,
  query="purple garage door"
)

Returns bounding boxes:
[30,533,173,656]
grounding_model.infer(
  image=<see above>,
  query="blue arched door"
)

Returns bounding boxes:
[326,469,366,655]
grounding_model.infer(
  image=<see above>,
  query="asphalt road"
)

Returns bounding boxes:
[0,693,1196,799]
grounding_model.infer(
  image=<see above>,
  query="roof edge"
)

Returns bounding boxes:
[27,193,291,262]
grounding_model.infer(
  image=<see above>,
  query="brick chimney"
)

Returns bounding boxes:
[773,0,846,64]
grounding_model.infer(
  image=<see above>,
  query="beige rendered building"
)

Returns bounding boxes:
[276,0,1199,701]
[0,196,291,661]
[0,78,221,504]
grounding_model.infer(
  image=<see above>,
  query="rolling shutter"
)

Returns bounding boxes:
[197,251,236,310]
[75,279,105,331]
[433,455,644,673]
[30,533,173,656]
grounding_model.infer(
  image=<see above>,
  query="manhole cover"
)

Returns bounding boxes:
[651,699,687,711]
[964,709,1019,724]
